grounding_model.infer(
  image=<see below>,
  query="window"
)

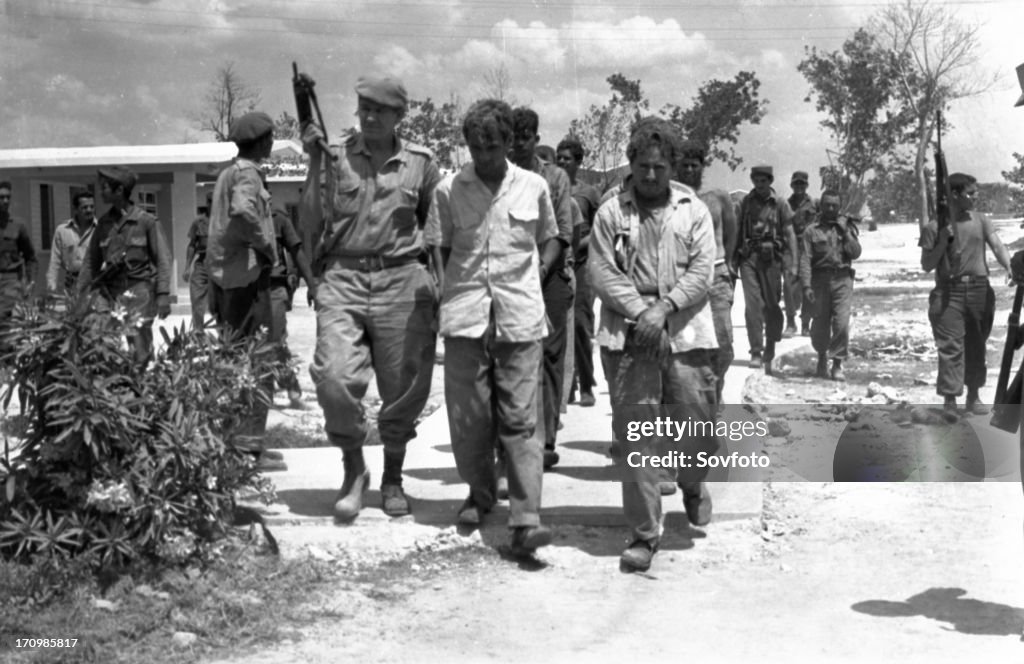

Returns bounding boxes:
[136,189,158,216]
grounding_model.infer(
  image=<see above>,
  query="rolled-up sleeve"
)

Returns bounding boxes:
[425,180,452,248]
[536,186,557,245]
[588,201,647,320]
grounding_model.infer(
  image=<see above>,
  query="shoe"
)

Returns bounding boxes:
[509,525,553,557]
[831,361,846,382]
[966,398,989,416]
[380,483,410,517]
[763,343,776,377]
[543,449,560,470]
[749,353,763,369]
[782,325,796,339]
[658,482,678,496]
[943,397,957,413]
[333,469,370,522]
[816,355,829,379]
[579,391,596,407]
[254,453,288,473]
[457,495,489,526]
[619,538,658,572]
[682,482,712,526]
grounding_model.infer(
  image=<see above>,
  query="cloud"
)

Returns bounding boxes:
[563,17,710,70]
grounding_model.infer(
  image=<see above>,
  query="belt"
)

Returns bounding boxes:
[812,266,852,275]
[327,253,426,272]
[945,274,987,284]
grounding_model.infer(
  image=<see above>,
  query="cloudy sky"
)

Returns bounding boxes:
[1,0,1022,191]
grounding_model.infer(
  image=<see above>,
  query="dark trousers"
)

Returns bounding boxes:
[739,253,783,355]
[573,260,596,395]
[189,259,209,329]
[810,270,854,361]
[928,280,995,397]
[446,336,544,527]
[782,248,813,327]
[541,271,573,449]
[269,281,301,395]
[210,273,273,451]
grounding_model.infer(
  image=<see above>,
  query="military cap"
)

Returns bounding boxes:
[228,111,275,143]
[1015,62,1024,108]
[750,165,774,181]
[355,75,408,111]
[98,166,137,190]
[791,171,809,184]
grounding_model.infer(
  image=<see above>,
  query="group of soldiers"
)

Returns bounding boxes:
[1,67,1020,572]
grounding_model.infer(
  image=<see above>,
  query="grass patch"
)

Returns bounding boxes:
[0,535,340,664]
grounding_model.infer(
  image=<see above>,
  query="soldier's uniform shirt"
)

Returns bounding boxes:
[570,180,601,263]
[80,205,170,296]
[786,193,817,325]
[319,133,441,260]
[920,214,998,396]
[47,218,94,293]
[207,157,276,289]
[0,216,37,281]
[787,193,817,239]
[799,216,862,360]
[589,183,718,544]
[309,132,441,452]
[187,214,210,263]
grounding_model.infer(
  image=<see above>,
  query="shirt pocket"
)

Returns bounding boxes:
[332,176,363,219]
[387,186,420,232]
[124,234,149,267]
[507,208,539,249]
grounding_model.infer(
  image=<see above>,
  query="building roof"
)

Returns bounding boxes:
[0,139,304,171]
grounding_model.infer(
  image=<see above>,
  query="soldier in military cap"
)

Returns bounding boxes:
[786,171,818,337]
[799,189,861,381]
[734,165,797,375]
[183,193,212,329]
[78,167,171,366]
[206,110,283,470]
[301,74,442,521]
[0,181,37,320]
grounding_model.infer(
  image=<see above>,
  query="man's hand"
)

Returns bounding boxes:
[301,122,326,156]
[156,294,171,319]
[634,300,671,347]
[803,287,815,306]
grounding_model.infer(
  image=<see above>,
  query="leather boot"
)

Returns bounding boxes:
[831,359,846,382]
[381,449,410,517]
[764,341,776,376]
[333,449,369,522]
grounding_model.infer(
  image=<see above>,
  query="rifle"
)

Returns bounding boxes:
[991,286,1024,433]
[292,63,337,276]
[934,111,953,235]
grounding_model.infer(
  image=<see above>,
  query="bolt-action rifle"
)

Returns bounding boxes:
[991,282,1024,433]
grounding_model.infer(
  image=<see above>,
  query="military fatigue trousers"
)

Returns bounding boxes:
[189,259,209,330]
[269,280,301,397]
[573,259,597,396]
[311,261,437,453]
[446,336,544,527]
[739,253,784,355]
[810,269,854,361]
[602,346,719,543]
[783,248,813,329]
[927,279,995,397]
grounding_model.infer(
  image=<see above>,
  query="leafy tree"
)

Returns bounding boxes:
[866,160,922,224]
[797,29,913,193]
[568,74,650,178]
[662,71,769,171]
[1001,152,1024,215]
[193,62,262,142]
[401,96,465,171]
[870,0,996,229]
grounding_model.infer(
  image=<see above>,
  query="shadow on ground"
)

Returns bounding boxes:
[852,587,1024,637]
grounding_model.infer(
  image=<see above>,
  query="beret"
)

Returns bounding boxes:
[750,165,774,180]
[791,171,809,184]
[98,166,137,190]
[228,111,275,143]
[355,75,408,111]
